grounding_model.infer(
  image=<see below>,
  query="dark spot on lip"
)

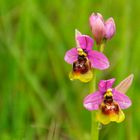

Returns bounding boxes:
[104,98,113,104]
[100,95,119,115]
[106,95,112,99]
[78,55,86,61]
[73,55,91,74]
[101,100,119,115]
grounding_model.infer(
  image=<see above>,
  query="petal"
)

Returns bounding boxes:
[105,17,116,40]
[113,90,132,109]
[64,48,78,64]
[96,107,125,124]
[83,91,103,110]
[75,29,82,47]
[89,13,105,44]
[105,109,125,123]
[115,74,134,94]
[69,70,93,83]
[96,110,110,125]
[76,35,94,51]
[116,109,125,123]
[88,50,109,70]
[98,78,115,92]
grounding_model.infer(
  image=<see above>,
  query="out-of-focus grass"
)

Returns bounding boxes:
[0,0,140,140]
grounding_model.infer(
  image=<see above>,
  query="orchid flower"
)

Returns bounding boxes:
[89,13,116,45]
[64,30,110,82]
[83,74,134,124]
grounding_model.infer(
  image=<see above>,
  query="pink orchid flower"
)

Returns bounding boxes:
[64,30,110,82]
[89,13,116,45]
[83,74,134,124]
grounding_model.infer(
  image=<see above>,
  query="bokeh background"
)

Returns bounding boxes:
[0,0,140,139]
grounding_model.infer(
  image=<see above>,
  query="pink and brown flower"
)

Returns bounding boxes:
[83,74,134,124]
[64,30,110,82]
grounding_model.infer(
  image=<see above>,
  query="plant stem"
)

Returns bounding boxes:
[99,42,106,52]
[90,69,99,140]
[90,42,105,140]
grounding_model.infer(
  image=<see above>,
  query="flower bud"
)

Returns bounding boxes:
[105,17,116,40]
[89,13,105,45]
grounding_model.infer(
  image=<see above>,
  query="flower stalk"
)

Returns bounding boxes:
[90,69,99,140]
[99,42,106,52]
[90,43,105,140]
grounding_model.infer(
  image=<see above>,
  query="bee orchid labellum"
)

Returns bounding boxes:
[83,74,133,124]
[64,29,110,82]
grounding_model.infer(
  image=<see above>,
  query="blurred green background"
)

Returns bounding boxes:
[0,0,140,139]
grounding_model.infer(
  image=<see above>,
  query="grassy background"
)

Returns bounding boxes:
[0,0,140,139]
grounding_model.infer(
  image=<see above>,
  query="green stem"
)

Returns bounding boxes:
[99,42,106,52]
[90,42,106,140]
[90,69,99,140]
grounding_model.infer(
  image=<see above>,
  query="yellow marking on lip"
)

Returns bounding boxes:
[96,105,125,125]
[77,48,87,56]
[104,88,113,98]
[69,70,93,83]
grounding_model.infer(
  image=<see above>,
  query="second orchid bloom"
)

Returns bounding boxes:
[64,30,109,82]
[84,74,133,124]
